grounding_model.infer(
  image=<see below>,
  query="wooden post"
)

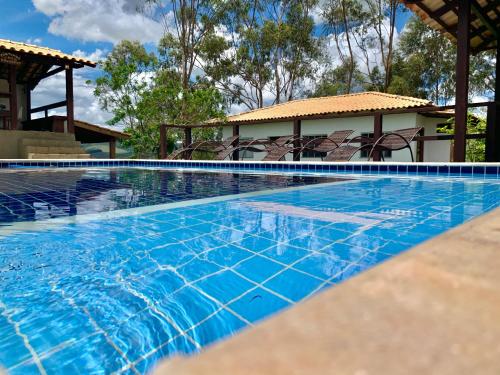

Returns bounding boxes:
[8,65,18,130]
[232,124,240,160]
[417,128,425,162]
[109,139,116,159]
[293,119,301,161]
[486,43,500,162]
[160,124,167,159]
[453,0,471,163]
[372,113,383,161]
[65,65,74,133]
[26,85,31,122]
[184,127,192,159]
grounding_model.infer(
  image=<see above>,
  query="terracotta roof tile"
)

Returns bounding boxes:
[225,92,434,123]
[0,39,96,67]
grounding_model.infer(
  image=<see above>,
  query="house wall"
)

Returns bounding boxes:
[222,113,452,162]
[0,79,28,127]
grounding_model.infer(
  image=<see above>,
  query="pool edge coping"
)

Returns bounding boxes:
[152,205,500,375]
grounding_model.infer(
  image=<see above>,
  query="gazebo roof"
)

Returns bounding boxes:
[0,39,96,88]
[401,0,500,53]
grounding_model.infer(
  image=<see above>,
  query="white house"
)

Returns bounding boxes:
[221,92,452,162]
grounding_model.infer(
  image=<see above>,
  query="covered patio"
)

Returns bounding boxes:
[161,0,500,163]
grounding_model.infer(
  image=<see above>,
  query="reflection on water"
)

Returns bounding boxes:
[0,168,348,224]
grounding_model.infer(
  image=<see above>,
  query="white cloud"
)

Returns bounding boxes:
[31,70,116,129]
[32,0,163,44]
[26,37,43,45]
[72,48,108,63]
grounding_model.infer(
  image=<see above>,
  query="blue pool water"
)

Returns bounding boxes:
[0,168,499,374]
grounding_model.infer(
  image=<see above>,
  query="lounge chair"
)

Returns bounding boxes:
[214,138,265,160]
[324,127,423,162]
[300,130,354,156]
[367,127,423,162]
[167,136,239,160]
[262,135,299,161]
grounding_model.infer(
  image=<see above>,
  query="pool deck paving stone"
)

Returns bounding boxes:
[153,206,500,375]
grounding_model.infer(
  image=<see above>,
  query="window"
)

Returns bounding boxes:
[301,135,327,158]
[359,132,392,158]
[240,137,254,159]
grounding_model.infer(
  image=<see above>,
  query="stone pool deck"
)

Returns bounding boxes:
[153,206,500,375]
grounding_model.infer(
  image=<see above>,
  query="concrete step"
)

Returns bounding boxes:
[24,146,87,155]
[20,138,82,148]
[27,153,90,159]
[20,131,77,141]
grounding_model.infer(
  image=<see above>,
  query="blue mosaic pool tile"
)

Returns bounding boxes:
[186,309,247,348]
[293,253,350,280]
[111,309,179,363]
[176,258,222,281]
[234,255,285,283]
[205,245,254,267]
[157,287,221,333]
[195,270,254,304]
[264,269,323,302]
[227,288,290,323]
[261,244,309,264]
[40,333,129,374]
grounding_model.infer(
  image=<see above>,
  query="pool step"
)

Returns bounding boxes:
[19,133,90,159]
[27,153,90,159]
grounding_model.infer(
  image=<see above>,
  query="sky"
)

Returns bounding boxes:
[0,0,412,127]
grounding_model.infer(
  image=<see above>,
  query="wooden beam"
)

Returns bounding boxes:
[471,0,499,39]
[417,128,425,162]
[293,119,301,161]
[160,124,167,159]
[8,65,18,130]
[30,100,67,114]
[36,66,65,81]
[65,65,74,133]
[372,113,383,161]
[232,124,240,161]
[453,0,471,163]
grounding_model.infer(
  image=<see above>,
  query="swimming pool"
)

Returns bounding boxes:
[1,164,499,374]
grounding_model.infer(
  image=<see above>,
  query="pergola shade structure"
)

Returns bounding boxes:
[402,0,500,162]
[0,39,96,132]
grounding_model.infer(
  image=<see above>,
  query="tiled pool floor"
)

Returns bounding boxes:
[0,170,499,374]
[0,168,345,224]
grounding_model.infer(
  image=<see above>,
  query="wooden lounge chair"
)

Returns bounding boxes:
[167,136,239,160]
[324,127,423,162]
[367,127,423,162]
[300,130,354,156]
[214,138,265,160]
[262,135,298,161]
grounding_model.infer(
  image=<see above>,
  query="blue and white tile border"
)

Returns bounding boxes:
[0,159,499,178]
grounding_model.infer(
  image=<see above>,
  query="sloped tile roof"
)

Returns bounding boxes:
[225,92,434,124]
[0,39,96,67]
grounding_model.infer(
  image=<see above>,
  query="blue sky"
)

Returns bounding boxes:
[0,0,413,125]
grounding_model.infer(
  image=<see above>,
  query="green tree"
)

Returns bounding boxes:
[203,0,322,109]
[439,113,487,162]
[92,40,225,158]
[390,16,495,104]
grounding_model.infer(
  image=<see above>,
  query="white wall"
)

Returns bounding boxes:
[223,113,452,162]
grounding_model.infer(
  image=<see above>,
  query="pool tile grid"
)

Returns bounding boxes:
[1,160,500,179]
[115,181,499,371]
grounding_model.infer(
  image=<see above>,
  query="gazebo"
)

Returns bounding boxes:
[0,39,95,131]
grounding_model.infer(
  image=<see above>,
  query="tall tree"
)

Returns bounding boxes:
[389,16,495,104]
[203,0,322,109]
